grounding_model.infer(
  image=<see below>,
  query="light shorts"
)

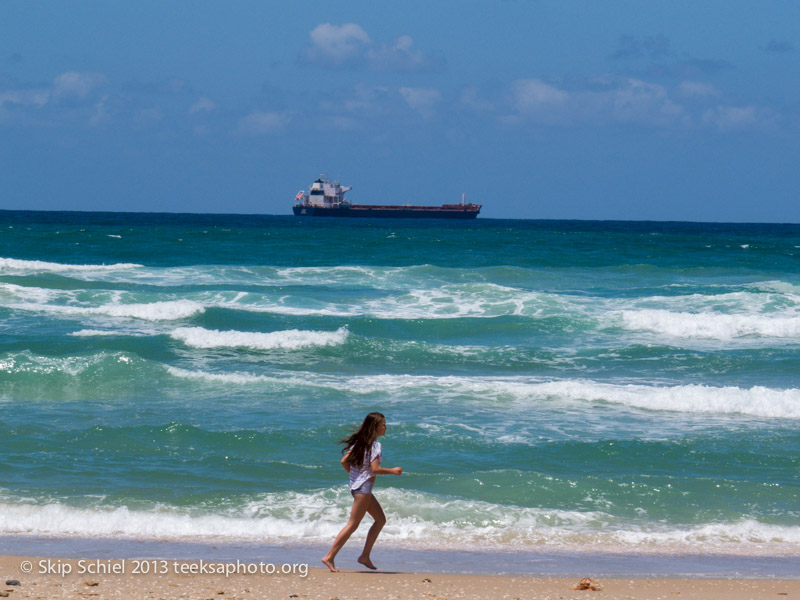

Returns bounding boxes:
[350,480,374,496]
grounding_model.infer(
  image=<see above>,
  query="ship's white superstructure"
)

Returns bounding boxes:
[295,176,352,208]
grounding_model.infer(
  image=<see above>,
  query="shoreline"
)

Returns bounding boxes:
[1,556,799,600]
[1,535,797,579]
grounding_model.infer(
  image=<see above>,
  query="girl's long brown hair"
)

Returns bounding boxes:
[341,412,385,468]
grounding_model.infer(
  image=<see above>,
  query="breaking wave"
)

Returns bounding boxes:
[619,309,800,340]
[0,489,797,555]
[165,369,800,420]
[28,300,204,321]
[169,326,349,350]
[0,257,142,273]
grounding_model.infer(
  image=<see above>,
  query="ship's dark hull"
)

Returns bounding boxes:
[293,204,480,219]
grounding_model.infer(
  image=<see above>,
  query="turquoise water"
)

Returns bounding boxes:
[1,211,798,556]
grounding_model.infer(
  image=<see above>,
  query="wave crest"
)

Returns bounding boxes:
[169,326,349,350]
[619,309,800,340]
[0,257,142,272]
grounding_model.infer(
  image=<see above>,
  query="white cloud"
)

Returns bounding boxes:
[52,72,107,100]
[303,23,435,71]
[90,95,110,126]
[304,23,371,67]
[314,85,392,128]
[400,87,441,117]
[459,86,496,111]
[458,75,782,133]
[189,97,216,115]
[338,85,390,113]
[368,35,430,71]
[507,77,686,127]
[237,110,290,135]
[0,74,104,125]
[702,105,777,131]
[0,89,48,108]
[512,79,568,115]
[678,81,720,98]
[607,79,684,126]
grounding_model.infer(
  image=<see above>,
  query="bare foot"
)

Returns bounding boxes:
[321,557,339,573]
[357,556,377,570]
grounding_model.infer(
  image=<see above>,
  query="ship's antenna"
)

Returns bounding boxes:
[462,192,465,206]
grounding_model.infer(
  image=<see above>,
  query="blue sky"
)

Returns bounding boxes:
[1,1,798,221]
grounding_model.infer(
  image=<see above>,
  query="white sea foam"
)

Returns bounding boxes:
[69,329,120,337]
[1,279,559,320]
[274,265,395,287]
[210,296,358,317]
[164,369,800,420]
[746,280,800,295]
[619,309,800,340]
[92,300,205,320]
[211,285,800,326]
[0,262,427,289]
[611,519,800,550]
[363,284,552,319]
[201,283,564,319]
[524,380,800,419]
[0,283,204,321]
[0,282,63,304]
[166,366,273,384]
[5,263,800,339]
[0,489,797,555]
[21,300,205,321]
[0,262,533,291]
[0,351,138,377]
[0,257,141,272]
[5,261,800,333]
[169,326,349,350]
[69,328,158,337]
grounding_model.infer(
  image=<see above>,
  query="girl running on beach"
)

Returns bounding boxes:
[322,412,403,573]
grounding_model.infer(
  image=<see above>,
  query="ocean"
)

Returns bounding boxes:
[1,211,798,568]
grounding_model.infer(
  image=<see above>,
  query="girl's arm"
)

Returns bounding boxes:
[370,456,402,476]
[341,451,351,474]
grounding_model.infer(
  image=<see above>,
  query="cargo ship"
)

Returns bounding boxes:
[293,176,481,219]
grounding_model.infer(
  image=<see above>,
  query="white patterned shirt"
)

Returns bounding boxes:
[348,441,382,490]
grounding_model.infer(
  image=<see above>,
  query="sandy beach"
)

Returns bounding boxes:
[1,555,798,600]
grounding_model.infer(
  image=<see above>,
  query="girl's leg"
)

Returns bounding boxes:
[357,494,387,570]
[322,493,373,573]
